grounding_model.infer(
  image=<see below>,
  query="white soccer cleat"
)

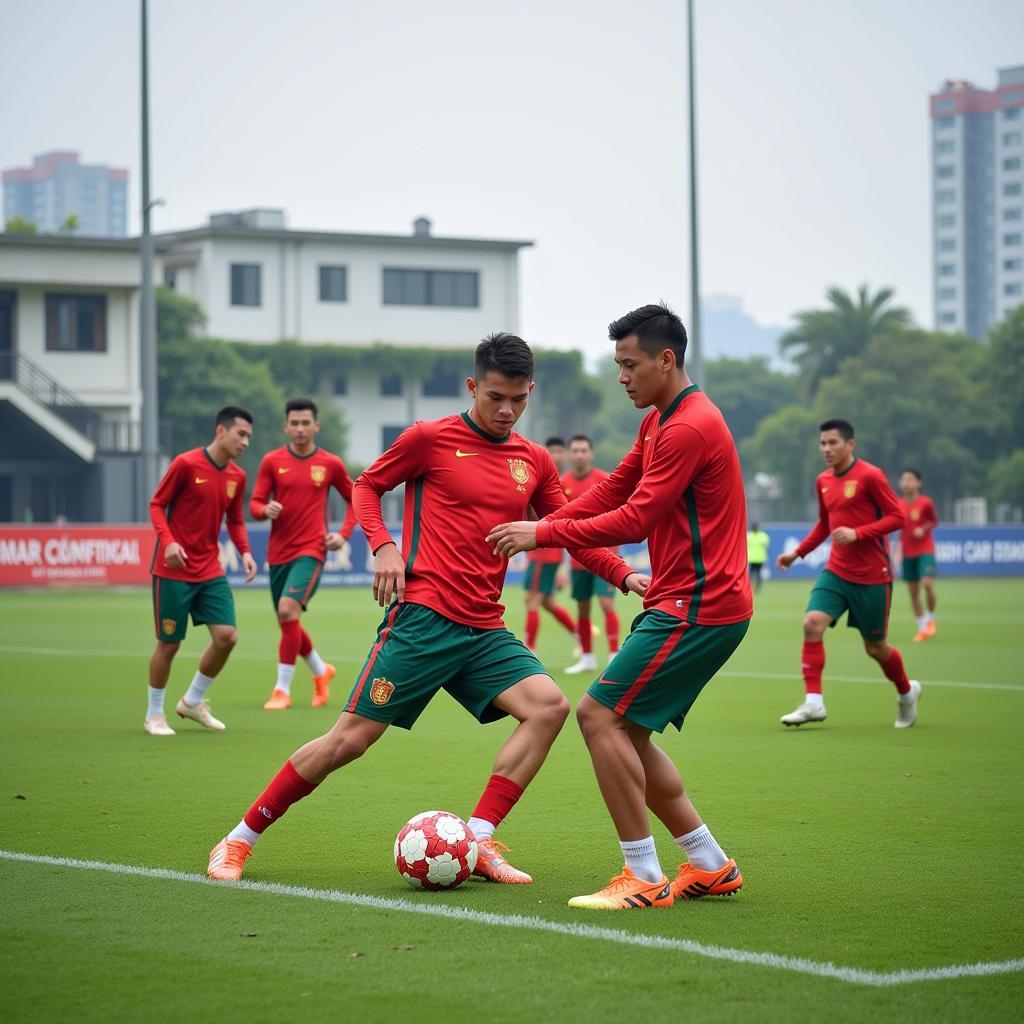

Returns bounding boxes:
[565,653,598,675]
[780,701,827,726]
[144,714,176,736]
[176,697,226,730]
[895,679,922,729]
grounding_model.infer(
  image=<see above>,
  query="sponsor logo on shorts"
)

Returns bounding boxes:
[161,618,177,635]
[369,677,395,705]
[311,465,327,487]
[508,458,529,492]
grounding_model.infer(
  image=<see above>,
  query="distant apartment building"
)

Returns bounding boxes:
[156,209,532,465]
[3,151,128,238]
[931,67,1024,338]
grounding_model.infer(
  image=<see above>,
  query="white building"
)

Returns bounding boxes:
[0,234,143,522]
[157,210,532,464]
[931,66,1024,338]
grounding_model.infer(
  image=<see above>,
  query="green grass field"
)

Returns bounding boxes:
[2,579,1023,1023]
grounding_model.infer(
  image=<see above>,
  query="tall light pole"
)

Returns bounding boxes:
[686,0,703,388]
[139,0,160,517]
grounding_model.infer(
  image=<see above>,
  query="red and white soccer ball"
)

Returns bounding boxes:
[394,811,478,891]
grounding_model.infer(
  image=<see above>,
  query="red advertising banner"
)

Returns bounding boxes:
[0,526,153,585]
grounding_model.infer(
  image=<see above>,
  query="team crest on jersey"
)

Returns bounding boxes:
[843,480,858,499]
[508,458,529,493]
[910,508,920,521]
[226,480,238,499]
[369,677,395,705]
[310,465,327,487]
[161,618,177,636]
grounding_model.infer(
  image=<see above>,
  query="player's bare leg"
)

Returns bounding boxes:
[922,577,937,637]
[465,673,569,883]
[568,696,672,908]
[630,726,742,900]
[780,611,830,726]
[145,640,179,735]
[865,638,921,728]
[176,624,236,731]
[209,712,389,880]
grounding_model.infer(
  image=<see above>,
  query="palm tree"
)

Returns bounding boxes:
[780,285,912,397]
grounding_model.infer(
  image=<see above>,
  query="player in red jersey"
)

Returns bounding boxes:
[489,304,752,910]
[776,420,922,729]
[251,397,358,711]
[561,434,622,674]
[207,333,645,885]
[897,468,939,642]
[522,437,577,652]
[146,406,257,736]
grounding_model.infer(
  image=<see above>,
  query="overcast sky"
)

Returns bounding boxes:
[3,0,1022,359]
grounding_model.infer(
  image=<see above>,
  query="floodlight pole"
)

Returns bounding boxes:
[686,0,703,389]
[139,0,160,517]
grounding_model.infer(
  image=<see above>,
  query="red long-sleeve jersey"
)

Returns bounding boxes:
[901,494,938,558]
[795,458,903,585]
[352,412,634,630]
[537,387,752,626]
[149,447,249,582]
[560,467,612,570]
[250,446,357,565]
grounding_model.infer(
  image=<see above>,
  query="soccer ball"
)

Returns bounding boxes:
[394,811,478,891]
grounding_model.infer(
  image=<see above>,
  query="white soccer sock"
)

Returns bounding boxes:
[183,671,215,707]
[304,647,327,677]
[916,614,928,632]
[925,611,935,623]
[620,836,663,883]
[676,824,729,872]
[805,692,825,709]
[226,820,260,847]
[147,686,165,719]
[275,663,296,694]
[467,816,496,841]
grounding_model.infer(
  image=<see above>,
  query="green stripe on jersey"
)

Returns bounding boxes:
[405,478,425,574]
[684,486,706,624]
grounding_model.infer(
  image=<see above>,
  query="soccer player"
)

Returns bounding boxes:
[898,468,939,642]
[522,436,578,652]
[775,420,922,728]
[251,397,358,710]
[747,522,770,594]
[488,304,752,911]
[207,333,644,884]
[562,434,621,674]
[145,406,257,736]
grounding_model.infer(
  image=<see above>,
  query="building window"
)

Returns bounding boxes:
[939,312,957,324]
[1005,258,1023,271]
[333,374,347,395]
[1004,182,1022,197]
[935,116,955,129]
[1004,233,1022,246]
[230,263,261,306]
[318,265,347,302]
[380,373,403,397]
[938,238,956,252]
[1005,208,1022,222]
[937,214,955,228]
[937,287,956,301]
[934,99,956,112]
[163,268,177,290]
[934,140,955,154]
[382,268,479,307]
[1005,283,1023,297]
[45,294,107,352]
[1003,131,1022,146]
[1005,157,1022,171]
[1004,106,1021,121]
[936,189,956,204]
[938,264,956,277]
[935,165,955,179]
[381,425,409,451]
[422,366,462,397]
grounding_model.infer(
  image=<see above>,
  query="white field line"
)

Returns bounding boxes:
[1,850,1022,988]
[1,646,1019,692]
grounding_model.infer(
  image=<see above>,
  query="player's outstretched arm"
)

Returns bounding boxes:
[793,482,830,559]
[149,457,186,557]
[226,469,255,579]
[249,454,274,520]
[546,435,645,523]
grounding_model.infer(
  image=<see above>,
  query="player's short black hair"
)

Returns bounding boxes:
[901,467,922,480]
[215,405,253,429]
[474,332,535,381]
[285,397,318,419]
[568,434,593,447]
[608,302,688,363]
[819,418,854,441]
[751,521,760,531]
[545,436,566,448]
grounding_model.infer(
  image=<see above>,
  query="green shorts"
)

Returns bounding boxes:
[807,568,891,641]
[571,568,615,601]
[524,561,558,596]
[152,575,236,643]
[344,602,550,730]
[270,556,324,610]
[587,610,749,733]
[902,554,936,583]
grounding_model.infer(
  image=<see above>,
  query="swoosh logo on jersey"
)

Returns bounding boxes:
[278,467,290,474]
[195,477,208,484]
[455,449,479,457]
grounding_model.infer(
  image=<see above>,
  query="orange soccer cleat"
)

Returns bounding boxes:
[670,859,743,901]
[263,688,291,711]
[473,837,533,884]
[912,631,928,643]
[568,867,673,910]
[312,663,336,708]
[207,838,252,881]
[924,619,936,638]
